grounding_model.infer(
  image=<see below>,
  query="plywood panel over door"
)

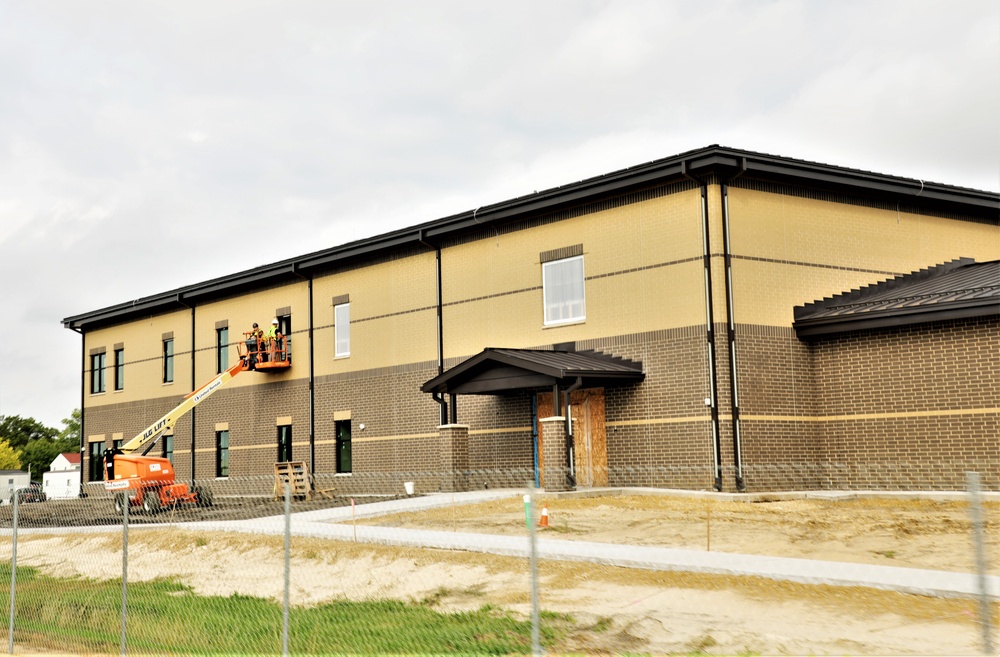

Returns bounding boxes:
[536,388,607,488]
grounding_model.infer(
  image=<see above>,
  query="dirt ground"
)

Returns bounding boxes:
[8,492,999,656]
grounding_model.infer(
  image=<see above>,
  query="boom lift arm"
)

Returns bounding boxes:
[104,360,246,479]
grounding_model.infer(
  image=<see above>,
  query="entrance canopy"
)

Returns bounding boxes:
[421,348,644,396]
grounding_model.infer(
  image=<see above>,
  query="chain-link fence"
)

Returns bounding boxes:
[1,466,997,656]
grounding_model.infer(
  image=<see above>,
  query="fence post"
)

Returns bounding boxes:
[966,472,994,655]
[7,493,18,655]
[283,482,291,657]
[121,494,129,657]
[525,490,541,656]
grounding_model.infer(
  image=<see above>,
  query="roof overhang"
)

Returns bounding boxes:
[64,145,999,333]
[421,348,644,395]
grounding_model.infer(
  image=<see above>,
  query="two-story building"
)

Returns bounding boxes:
[63,145,1000,495]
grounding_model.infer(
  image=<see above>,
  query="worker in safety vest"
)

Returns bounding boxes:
[265,318,283,360]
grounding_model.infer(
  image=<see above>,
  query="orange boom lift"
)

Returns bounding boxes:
[104,332,290,514]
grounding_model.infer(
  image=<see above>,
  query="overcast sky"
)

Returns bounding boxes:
[1,0,997,430]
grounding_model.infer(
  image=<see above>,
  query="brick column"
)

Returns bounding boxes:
[438,424,469,492]
[540,416,573,492]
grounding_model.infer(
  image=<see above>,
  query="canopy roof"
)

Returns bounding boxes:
[421,348,644,395]
[793,258,1000,337]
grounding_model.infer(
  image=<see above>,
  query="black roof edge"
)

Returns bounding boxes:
[64,145,1000,332]
[794,301,998,338]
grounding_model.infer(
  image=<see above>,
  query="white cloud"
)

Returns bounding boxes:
[0,0,996,427]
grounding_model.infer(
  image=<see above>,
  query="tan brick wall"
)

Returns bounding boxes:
[78,175,997,495]
[734,317,999,491]
[725,184,1000,328]
[441,187,707,358]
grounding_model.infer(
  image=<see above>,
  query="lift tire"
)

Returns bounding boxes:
[142,491,161,515]
[113,494,126,515]
[194,485,214,508]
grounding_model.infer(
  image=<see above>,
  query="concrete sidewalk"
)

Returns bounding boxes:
[180,488,1000,601]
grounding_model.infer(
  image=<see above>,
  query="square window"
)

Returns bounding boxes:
[542,255,586,325]
[335,303,350,357]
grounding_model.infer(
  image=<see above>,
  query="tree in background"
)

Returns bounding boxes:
[0,414,75,478]
[0,415,58,449]
[59,409,81,445]
[0,439,22,470]
[20,438,76,479]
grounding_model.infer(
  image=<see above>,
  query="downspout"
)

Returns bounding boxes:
[292,264,316,474]
[722,159,748,491]
[531,395,539,487]
[683,162,724,491]
[177,294,196,483]
[562,376,582,487]
[71,326,85,495]
[419,229,448,425]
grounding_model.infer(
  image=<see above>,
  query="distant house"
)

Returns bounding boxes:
[42,452,81,499]
[1,470,31,504]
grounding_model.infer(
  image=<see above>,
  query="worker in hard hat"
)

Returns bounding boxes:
[265,318,283,361]
[245,322,264,368]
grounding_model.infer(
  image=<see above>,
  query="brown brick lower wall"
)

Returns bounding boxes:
[80,318,998,493]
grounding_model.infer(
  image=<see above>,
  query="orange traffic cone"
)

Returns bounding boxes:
[538,503,550,528]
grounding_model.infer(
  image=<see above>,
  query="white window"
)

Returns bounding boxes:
[335,302,351,357]
[543,255,586,325]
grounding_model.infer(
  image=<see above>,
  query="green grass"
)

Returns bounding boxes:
[1,565,565,655]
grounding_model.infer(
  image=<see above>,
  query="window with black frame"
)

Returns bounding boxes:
[90,352,106,394]
[277,425,292,462]
[336,419,352,474]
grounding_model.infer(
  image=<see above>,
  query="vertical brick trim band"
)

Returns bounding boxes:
[438,424,470,492]
[540,416,572,492]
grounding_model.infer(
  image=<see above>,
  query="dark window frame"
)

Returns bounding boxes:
[335,419,352,474]
[163,338,174,383]
[88,441,105,481]
[216,430,229,477]
[277,425,292,462]
[90,353,106,394]
[162,434,174,464]
[114,348,125,391]
[216,327,229,373]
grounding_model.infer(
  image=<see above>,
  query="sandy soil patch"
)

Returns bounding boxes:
[9,493,999,656]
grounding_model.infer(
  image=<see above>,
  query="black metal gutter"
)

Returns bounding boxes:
[721,158,747,492]
[418,229,448,425]
[682,162,724,492]
[291,263,316,474]
[70,326,85,494]
[794,301,998,337]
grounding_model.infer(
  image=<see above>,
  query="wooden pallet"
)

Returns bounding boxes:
[273,461,335,501]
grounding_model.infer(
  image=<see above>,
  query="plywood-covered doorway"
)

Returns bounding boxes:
[536,388,607,488]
